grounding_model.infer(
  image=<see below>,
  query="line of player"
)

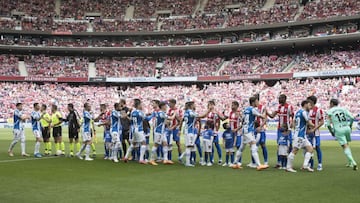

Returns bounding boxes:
[7,94,358,171]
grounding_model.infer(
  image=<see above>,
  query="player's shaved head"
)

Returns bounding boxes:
[279,94,287,104]
[119,99,126,105]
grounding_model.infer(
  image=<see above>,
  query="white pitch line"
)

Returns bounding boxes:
[0,156,58,163]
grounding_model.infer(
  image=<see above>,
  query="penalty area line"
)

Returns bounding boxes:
[0,156,59,163]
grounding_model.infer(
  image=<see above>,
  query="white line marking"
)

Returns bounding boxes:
[0,156,58,163]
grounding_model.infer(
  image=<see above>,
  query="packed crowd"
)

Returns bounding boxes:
[0,48,359,77]
[24,55,89,77]
[299,0,360,21]
[291,49,360,72]
[220,55,292,75]
[1,22,357,48]
[0,55,19,76]
[1,77,359,121]
[0,0,358,32]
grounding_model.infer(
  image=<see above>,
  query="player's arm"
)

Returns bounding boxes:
[253,108,266,119]
[303,111,314,128]
[266,110,277,118]
[197,109,210,119]
[216,110,228,121]
[326,114,335,137]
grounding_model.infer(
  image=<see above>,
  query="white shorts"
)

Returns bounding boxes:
[154,132,167,145]
[293,137,312,149]
[225,148,234,153]
[111,131,120,143]
[82,132,92,142]
[131,130,145,143]
[33,130,42,139]
[185,133,196,146]
[242,132,256,144]
[278,145,289,156]
[13,129,25,140]
[203,139,212,153]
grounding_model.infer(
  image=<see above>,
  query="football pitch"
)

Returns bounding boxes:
[0,128,359,203]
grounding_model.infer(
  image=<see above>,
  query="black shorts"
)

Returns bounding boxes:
[42,127,50,140]
[122,130,130,140]
[53,126,62,138]
[68,128,79,139]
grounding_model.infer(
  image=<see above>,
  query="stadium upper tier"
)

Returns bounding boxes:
[0,77,359,120]
[0,0,359,32]
[0,48,359,77]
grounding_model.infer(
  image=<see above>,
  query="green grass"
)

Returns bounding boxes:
[0,128,359,203]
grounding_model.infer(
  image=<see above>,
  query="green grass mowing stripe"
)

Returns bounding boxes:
[0,128,359,203]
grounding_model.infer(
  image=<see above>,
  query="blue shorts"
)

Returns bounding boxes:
[255,131,266,145]
[277,129,282,144]
[236,135,242,148]
[307,133,320,147]
[171,129,180,142]
[195,135,201,145]
[213,135,219,144]
[145,136,150,145]
[104,131,112,143]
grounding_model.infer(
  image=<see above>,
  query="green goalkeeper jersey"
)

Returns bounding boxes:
[326,106,354,130]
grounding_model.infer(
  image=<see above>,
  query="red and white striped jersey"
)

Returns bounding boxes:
[256,104,266,131]
[167,107,182,129]
[309,106,324,136]
[229,110,240,132]
[207,111,220,131]
[275,103,294,129]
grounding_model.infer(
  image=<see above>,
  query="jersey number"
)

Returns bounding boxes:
[335,112,346,122]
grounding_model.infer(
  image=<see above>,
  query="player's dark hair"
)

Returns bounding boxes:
[152,99,160,105]
[68,103,74,109]
[134,99,141,108]
[100,103,106,108]
[41,104,47,109]
[169,99,176,104]
[185,101,194,110]
[114,103,120,109]
[33,103,39,108]
[84,103,90,108]
[279,94,287,100]
[222,122,229,129]
[16,103,22,107]
[232,101,239,107]
[205,120,214,130]
[52,104,57,110]
[254,93,260,101]
[301,100,310,107]
[208,100,215,105]
[159,102,167,109]
[307,96,317,104]
[249,96,257,105]
[330,99,339,106]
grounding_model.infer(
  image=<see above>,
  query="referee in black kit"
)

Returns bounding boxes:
[119,99,131,157]
[63,103,80,157]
